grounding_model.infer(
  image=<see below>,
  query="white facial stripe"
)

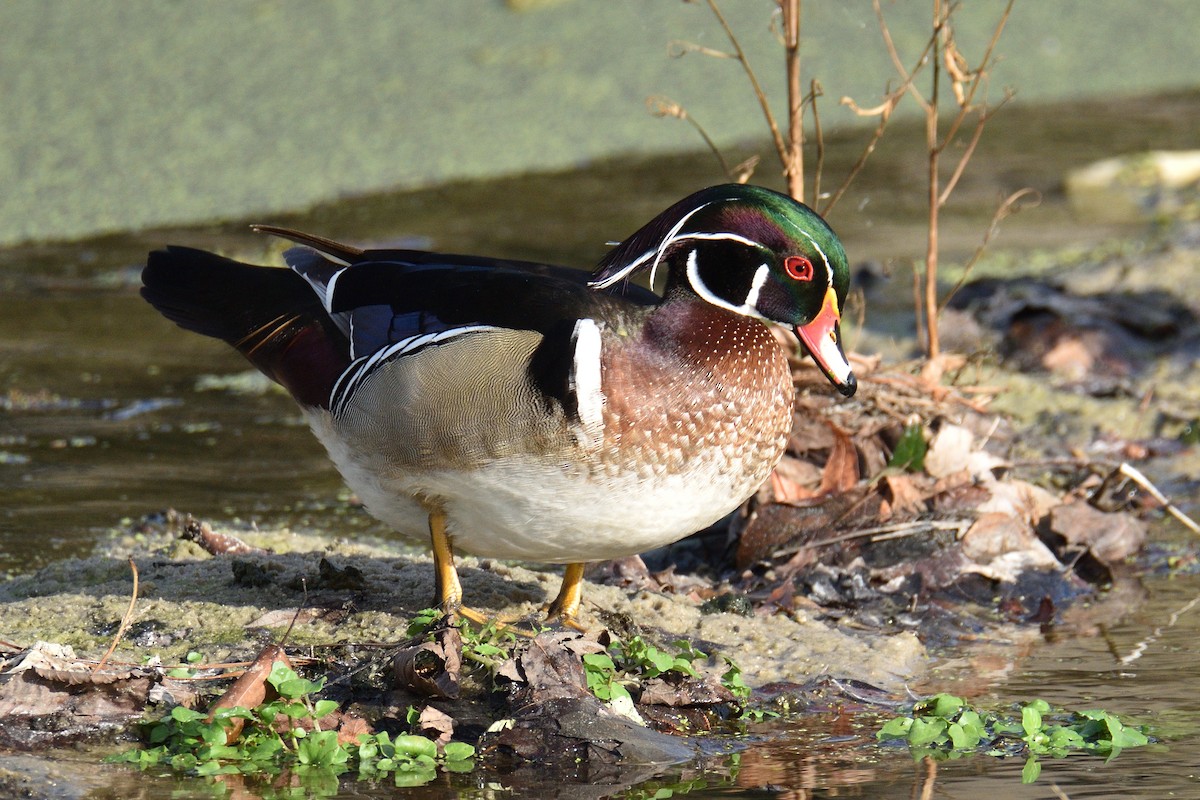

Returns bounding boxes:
[590,201,718,290]
[569,318,605,443]
[743,264,770,309]
[685,249,770,321]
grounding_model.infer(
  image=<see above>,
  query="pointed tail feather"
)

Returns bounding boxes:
[142,246,350,409]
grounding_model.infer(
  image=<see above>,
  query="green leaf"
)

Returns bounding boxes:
[267,661,299,687]
[583,653,616,672]
[1021,756,1042,784]
[877,717,913,740]
[393,767,437,787]
[1021,704,1043,737]
[947,722,973,750]
[957,709,985,740]
[889,423,927,471]
[392,734,437,760]
[312,699,339,719]
[280,701,310,719]
[443,741,475,761]
[929,693,965,719]
[907,717,947,747]
[170,706,207,723]
[277,677,321,700]
[1112,725,1149,749]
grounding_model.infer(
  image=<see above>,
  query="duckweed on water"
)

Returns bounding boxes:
[109,662,475,788]
[877,693,1151,783]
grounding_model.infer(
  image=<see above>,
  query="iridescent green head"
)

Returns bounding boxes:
[592,184,855,396]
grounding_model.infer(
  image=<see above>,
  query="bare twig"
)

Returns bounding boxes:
[938,91,1013,207]
[809,78,824,205]
[703,0,789,179]
[648,95,738,180]
[919,755,937,800]
[824,90,901,216]
[939,187,1041,311]
[781,0,804,199]
[93,558,139,674]
[1117,462,1200,534]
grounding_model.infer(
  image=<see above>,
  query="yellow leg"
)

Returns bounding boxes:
[545,562,586,629]
[428,508,490,626]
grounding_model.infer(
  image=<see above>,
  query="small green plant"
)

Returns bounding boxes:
[584,636,767,719]
[887,422,928,472]
[583,637,705,705]
[405,607,521,675]
[458,616,521,672]
[877,693,1150,783]
[110,662,475,787]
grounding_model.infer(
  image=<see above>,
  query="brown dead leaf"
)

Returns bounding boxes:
[961,513,1061,572]
[208,644,291,741]
[638,674,734,708]
[273,707,373,745]
[789,413,837,453]
[878,474,928,519]
[586,555,656,591]
[919,353,967,393]
[335,713,373,746]
[819,423,859,494]
[392,624,462,700]
[1046,502,1149,564]
[925,423,975,479]
[736,488,882,569]
[978,479,1062,524]
[1041,336,1095,380]
[416,705,455,746]
[770,456,820,503]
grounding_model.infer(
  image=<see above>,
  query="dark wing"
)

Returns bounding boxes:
[284,246,658,359]
[142,246,350,409]
[143,235,660,414]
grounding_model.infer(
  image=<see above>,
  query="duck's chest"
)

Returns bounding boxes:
[586,308,795,489]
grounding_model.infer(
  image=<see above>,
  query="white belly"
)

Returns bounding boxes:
[306,410,760,563]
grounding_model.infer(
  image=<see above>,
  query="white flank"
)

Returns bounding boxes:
[569,318,605,445]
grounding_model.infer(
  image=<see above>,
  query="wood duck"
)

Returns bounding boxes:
[142,184,856,625]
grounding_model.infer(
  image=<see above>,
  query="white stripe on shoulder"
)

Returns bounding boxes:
[330,324,498,416]
[569,318,605,445]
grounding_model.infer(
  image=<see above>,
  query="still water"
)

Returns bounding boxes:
[1,93,1199,796]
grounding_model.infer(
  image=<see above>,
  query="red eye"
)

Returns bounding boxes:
[784,255,814,282]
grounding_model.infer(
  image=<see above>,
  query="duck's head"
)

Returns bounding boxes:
[592,184,856,397]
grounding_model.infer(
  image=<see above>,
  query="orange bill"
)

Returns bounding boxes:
[795,287,857,397]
